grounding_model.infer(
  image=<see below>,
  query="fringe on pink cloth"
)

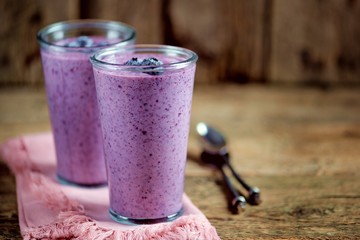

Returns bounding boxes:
[23,213,217,240]
[0,133,220,240]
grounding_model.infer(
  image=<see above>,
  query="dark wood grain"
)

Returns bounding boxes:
[79,0,268,84]
[0,161,21,239]
[79,0,163,44]
[1,0,360,86]
[1,85,360,239]
[0,0,79,86]
[270,0,360,86]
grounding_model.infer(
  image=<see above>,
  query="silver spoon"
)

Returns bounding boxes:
[196,122,261,206]
[200,150,246,213]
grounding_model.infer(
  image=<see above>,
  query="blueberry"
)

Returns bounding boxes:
[123,57,164,75]
[141,57,164,75]
[124,57,142,66]
[66,36,94,48]
[141,57,162,66]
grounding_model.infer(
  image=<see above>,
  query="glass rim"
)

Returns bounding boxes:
[90,44,198,72]
[37,19,136,50]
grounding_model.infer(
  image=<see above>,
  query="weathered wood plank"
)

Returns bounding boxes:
[185,174,360,239]
[168,0,267,83]
[75,0,267,84]
[270,0,360,86]
[0,0,79,86]
[189,85,360,177]
[189,84,360,239]
[1,85,360,239]
[2,0,360,86]
[0,161,21,239]
[79,0,163,44]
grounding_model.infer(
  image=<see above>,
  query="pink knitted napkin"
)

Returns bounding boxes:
[0,133,220,240]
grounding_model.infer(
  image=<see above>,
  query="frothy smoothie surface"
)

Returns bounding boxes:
[54,36,119,48]
[93,54,196,219]
[102,53,180,64]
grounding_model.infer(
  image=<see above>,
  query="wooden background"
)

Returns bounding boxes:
[1,0,360,86]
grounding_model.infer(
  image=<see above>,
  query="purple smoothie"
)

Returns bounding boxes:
[91,47,197,221]
[41,48,106,185]
[37,20,136,186]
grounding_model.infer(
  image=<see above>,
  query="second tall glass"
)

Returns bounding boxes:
[91,45,198,224]
[37,20,136,186]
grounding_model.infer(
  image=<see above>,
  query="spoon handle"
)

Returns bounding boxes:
[224,155,262,205]
[223,154,251,190]
[219,166,246,214]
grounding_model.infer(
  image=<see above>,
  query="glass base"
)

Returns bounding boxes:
[57,174,107,188]
[109,207,184,225]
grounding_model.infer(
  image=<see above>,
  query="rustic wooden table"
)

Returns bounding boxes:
[1,84,360,239]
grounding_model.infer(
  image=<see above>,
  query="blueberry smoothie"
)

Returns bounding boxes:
[91,45,198,223]
[37,20,136,186]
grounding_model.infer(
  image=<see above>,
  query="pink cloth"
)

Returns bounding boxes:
[0,133,220,240]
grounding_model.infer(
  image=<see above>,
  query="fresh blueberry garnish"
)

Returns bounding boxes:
[66,36,94,48]
[124,57,142,66]
[142,57,164,75]
[123,57,164,75]
[141,57,161,67]
[77,36,94,47]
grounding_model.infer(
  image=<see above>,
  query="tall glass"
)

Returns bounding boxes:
[37,20,136,186]
[90,45,198,224]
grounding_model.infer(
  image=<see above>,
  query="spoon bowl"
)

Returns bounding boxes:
[196,122,262,206]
